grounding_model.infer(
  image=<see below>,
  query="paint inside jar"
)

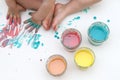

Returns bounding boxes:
[46,55,67,76]
[61,28,81,51]
[74,47,95,68]
[88,22,110,45]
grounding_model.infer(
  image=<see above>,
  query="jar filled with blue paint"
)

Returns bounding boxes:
[88,21,110,46]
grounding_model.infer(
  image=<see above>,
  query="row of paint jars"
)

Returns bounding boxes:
[46,21,110,76]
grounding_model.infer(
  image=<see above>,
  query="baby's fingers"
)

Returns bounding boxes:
[7,12,10,20]
[16,14,21,25]
[24,18,41,33]
[25,24,31,29]
[9,14,13,25]
[35,28,40,33]
[28,27,35,32]
[25,24,35,32]
[13,15,17,26]
[24,18,31,24]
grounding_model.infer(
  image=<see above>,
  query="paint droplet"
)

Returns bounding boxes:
[54,35,57,38]
[93,16,97,20]
[32,41,40,49]
[41,43,44,46]
[8,53,10,56]
[74,16,80,20]
[57,37,60,39]
[40,59,42,61]
[54,32,60,39]
[68,23,72,25]
[107,20,110,23]
[55,32,58,35]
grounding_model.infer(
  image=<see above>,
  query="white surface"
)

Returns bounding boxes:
[0,0,120,80]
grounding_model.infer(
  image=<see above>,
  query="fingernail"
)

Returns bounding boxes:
[7,16,9,20]
[18,19,21,24]
[44,25,48,30]
[53,26,57,31]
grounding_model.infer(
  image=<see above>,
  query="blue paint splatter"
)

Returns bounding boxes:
[41,43,44,47]
[67,16,80,26]
[73,16,80,21]
[67,21,72,25]
[54,31,60,39]
[107,19,110,23]
[26,33,35,45]
[12,37,23,48]
[32,41,40,49]
[31,34,42,49]
[93,16,97,20]
[4,30,44,49]
[15,42,22,48]
[55,32,58,35]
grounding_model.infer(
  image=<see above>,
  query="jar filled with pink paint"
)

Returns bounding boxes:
[61,28,82,52]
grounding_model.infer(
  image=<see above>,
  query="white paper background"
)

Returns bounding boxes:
[0,0,120,80]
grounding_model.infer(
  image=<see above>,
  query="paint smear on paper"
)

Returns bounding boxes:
[0,22,44,49]
[67,16,80,26]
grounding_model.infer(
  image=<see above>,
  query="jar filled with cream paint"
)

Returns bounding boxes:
[88,21,110,46]
[61,28,82,52]
[46,55,67,76]
[74,47,95,69]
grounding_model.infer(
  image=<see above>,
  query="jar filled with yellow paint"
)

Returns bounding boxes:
[74,47,95,69]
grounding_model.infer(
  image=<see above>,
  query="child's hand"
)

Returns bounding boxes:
[6,0,26,26]
[24,0,55,33]
[7,5,26,26]
[24,13,41,33]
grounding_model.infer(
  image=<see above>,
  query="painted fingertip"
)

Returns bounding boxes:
[14,21,17,26]
[53,25,57,31]
[25,25,30,29]
[18,18,21,24]
[35,30,38,33]
[7,15,9,20]
[9,19,12,25]
[28,27,34,33]
[45,23,51,30]
[43,24,48,30]
[24,19,30,24]
[24,20,28,24]
[14,18,17,26]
